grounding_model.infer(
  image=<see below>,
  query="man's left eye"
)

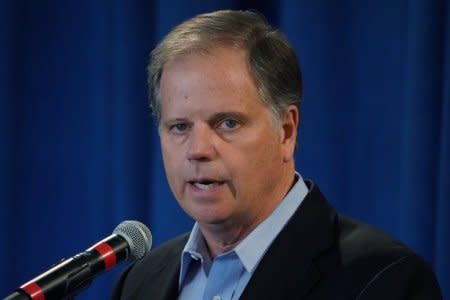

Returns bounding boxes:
[220,119,239,129]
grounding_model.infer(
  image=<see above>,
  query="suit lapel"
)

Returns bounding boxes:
[240,182,337,299]
[147,247,184,300]
[124,234,188,300]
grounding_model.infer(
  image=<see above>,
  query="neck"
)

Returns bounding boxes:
[200,217,258,258]
[199,169,297,258]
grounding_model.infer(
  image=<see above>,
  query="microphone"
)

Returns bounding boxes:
[4,220,152,300]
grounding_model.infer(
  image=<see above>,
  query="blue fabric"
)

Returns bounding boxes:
[0,1,448,299]
[202,252,244,300]
[179,174,308,299]
[179,249,245,300]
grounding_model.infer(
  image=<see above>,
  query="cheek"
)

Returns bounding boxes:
[161,142,183,188]
[161,143,171,173]
[248,141,283,185]
[246,132,282,165]
[230,135,282,186]
[161,136,179,164]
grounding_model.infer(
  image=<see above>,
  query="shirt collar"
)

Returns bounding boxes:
[233,172,308,272]
[179,222,211,285]
[179,172,309,285]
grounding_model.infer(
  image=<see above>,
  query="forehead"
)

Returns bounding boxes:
[162,46,253,89]
[159,46,264,115]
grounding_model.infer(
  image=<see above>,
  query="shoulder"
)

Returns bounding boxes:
[140,232,190,266]
[288,181,441,299]
[111,233,190,299]
[313,215,442,299]
[337,214,412,264]
[128,232,189,277]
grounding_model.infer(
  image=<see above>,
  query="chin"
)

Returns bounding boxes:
[189,208,233,226]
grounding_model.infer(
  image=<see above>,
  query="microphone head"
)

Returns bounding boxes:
[113,220,152,260]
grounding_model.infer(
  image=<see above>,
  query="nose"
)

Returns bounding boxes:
[187,125,217,162]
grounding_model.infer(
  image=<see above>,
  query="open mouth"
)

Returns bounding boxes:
[190,180,224,190]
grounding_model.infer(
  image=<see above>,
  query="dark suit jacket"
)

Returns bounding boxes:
[111,181,442,299]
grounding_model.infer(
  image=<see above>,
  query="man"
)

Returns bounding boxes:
[112,10,442,300]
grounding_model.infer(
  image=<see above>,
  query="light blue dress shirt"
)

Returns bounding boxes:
[178,173,309,300]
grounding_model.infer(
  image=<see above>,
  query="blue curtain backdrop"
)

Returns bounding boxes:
[1,1,449,299]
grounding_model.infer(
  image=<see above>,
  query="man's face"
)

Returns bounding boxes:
[159,46,297,230]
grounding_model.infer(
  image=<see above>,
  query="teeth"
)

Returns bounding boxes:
[194,182,219,190]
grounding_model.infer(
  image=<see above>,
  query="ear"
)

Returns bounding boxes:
[279,105,299,163]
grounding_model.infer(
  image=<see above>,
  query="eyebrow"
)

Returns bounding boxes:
[208,111,249,125]
[161,111,249,128]
[160,117,189,129]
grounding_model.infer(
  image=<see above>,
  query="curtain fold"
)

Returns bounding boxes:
[398,0,445,263]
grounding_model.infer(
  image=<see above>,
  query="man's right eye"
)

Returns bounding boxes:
[170,123,188,133]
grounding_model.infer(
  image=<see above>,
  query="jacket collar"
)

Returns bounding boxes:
[240,181,337,299]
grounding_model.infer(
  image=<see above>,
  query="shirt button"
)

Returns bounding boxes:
[212,296,221,300]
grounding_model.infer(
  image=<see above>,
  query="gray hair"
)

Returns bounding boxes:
[148,10,303,126]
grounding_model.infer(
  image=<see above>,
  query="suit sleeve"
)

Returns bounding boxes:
[356,254,442,300]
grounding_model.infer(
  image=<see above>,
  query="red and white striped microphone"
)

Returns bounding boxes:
[4,220,152,300]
